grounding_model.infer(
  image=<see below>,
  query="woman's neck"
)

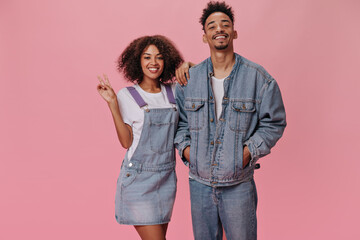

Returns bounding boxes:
[139,78,161,93]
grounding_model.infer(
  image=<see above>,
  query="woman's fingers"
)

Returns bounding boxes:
[97,75,105,86]
[175,62,190,86]
[97,76,109,93]
[102,74,114,89]
[98,74,113,90]
[103,74,111,85]
[175,69,180,84]
[176,68,185,85]
[184,68,189,83]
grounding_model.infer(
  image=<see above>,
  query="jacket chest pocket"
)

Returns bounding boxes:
[229,101,256,132]
[184,100,205,131]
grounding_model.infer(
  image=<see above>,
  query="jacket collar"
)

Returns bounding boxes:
[206,53,242,79]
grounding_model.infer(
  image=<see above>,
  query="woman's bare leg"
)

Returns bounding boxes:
[134,223,168,240]
[161,223,168,235]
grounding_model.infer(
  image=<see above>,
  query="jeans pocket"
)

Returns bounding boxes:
[121,170,137,188]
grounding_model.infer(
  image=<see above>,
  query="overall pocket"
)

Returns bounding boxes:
[149,122,175,154]
[229,100,256,132]
[184,100,205,131]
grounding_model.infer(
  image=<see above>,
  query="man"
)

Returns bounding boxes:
[174,1,287,240]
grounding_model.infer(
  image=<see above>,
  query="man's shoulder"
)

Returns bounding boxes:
[236,53,273,82]
[236,53,264,71]
[184,58,210,89]
[189,58,209,74]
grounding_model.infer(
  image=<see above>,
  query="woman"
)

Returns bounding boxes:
[97,35,183,240]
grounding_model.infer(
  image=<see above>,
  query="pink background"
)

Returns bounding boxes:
[1,0,359,239]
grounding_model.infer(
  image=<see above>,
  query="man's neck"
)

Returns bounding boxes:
[210,50,235,79]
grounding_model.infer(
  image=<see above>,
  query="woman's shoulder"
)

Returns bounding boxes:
[116,85,141,105]
[161,82,176,94]
[117,85,139,102]
[116,85,143,118]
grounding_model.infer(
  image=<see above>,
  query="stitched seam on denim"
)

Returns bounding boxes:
[239,61,273,83]
[123,162,175,172]
[184,97,208,101]
[212,188,219,205]
[117,219,171,225]
[156,172,163,223]
[230,99,257,103]
[234,129,240,176]
[191,171,254,184]
[258,81,270,103]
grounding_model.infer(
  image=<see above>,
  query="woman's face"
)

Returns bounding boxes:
[140,44,164,82]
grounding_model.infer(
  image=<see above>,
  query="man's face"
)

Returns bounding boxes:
[203,12,237,51]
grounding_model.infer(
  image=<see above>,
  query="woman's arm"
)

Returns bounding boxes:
[97,74,133,148]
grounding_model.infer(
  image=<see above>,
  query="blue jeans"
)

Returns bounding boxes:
[189,178,258,240]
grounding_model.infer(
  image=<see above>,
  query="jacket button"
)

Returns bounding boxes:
[210,141,214,145]
[192,103,195,108]
[210,118,214,122]
[242,104,246,109]
[126,173,131,177]
[210,96,213,100]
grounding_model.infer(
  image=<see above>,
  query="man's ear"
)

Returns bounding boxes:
[233,30,238,40]
[203,34,208,44]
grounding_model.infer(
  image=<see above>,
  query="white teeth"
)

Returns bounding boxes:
[149,68,158,71]
[215,36,226,39]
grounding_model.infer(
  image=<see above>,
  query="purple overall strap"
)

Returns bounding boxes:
[165,85,176,104]
[126,86,147,108]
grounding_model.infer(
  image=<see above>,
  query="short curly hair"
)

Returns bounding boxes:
[199,1,234,31]
[117,35,183,84]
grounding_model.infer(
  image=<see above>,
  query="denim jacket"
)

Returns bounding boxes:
[175,53,286,187]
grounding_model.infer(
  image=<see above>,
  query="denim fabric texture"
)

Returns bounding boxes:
[115,88,178,225]
[189,178,258,240]
[175,53,287,187]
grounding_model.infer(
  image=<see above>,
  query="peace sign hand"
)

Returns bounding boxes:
[97,74,117,103]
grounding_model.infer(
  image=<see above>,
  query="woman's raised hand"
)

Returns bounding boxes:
[97,74,133,148]
[97,74,117,103]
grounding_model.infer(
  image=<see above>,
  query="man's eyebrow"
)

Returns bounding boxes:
[221,19,230,23]
[207,19,231,27]
[207,20,215,27]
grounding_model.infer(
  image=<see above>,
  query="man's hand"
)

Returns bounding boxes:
[243,145,251,168]
[184,146,190,163]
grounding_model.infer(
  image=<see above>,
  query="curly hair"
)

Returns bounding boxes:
[117,35,183,84]
[199,1,234,31]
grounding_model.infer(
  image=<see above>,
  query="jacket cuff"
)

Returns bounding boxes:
[244,139,259,166]
[178,141,190,166]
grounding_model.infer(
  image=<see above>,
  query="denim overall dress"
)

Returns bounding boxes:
[115,85,178,225]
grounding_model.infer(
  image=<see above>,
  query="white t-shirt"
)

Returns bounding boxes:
[211,76,225,120]
[117,83,176,160]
